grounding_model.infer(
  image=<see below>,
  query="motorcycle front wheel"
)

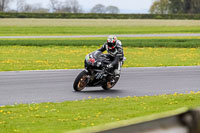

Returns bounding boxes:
[73,70,88,91]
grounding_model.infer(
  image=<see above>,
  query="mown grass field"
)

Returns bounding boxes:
[0,45,200,71]
[1,37,200,47]
[1,19,200,35]
[0,92,200,133]
[1,19,200,27]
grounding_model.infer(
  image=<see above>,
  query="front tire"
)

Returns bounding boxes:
[73,70,88,91]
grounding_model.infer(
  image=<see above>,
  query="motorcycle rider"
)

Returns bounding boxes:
[97,35,125,77]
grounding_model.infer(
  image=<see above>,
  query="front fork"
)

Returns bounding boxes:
[83,69,91,84]
[116,56,126,75]
[114,61,122,76]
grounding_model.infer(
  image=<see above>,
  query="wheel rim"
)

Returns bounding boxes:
[106,76,119,89]
[77,75,87,91]
[106,82,113,89]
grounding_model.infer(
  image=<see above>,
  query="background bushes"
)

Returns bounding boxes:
[1,12,200,19]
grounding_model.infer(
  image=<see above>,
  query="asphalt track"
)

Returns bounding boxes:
[0,66,200,106]
[0,33,200,38]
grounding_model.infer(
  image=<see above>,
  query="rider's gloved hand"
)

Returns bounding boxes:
[106,64,113,69]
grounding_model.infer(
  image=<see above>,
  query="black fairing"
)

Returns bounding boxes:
[84,51,113,87]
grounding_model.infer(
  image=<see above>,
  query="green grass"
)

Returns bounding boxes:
[1,37,200,48]
[0,45,199,71]
[0,93,200,133]
[1,26,200,36]
[1,19,200,36]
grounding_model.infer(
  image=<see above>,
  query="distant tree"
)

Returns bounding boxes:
[49,0,57,12]
[49,0,66,12]
[168,0,184,13]
[0,0,12,12]
[58,0,71,13]
[150,0,200,14]
[68,0,82,13]
[16,0,48,13]
[49,0,82,13]
[192,0,200,13]
[91,4,106,13]
[17,0,25,12]
[23,4,33,12]
[106,6,120,14]
[149,0,170,14]
[183,0,190,13]
[184,0,200,13]
[31,4,49,13]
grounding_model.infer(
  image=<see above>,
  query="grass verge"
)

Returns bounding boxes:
[1,26,200,36]
[0,46,200,71]
[1,19,200,36]
[0,92,200,133]
[1,37,200,48]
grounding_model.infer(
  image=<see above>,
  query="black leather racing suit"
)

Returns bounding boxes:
[97,40,124,70]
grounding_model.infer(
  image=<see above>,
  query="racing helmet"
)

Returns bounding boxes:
[107,35,117,49]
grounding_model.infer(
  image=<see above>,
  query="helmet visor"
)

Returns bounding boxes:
[107,39,116,47]
[108,42,115,47]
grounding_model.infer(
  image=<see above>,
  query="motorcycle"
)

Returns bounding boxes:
[73,51,123,91]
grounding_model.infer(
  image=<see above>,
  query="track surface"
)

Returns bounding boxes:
[0,33,200,38]
[0,66,200,106]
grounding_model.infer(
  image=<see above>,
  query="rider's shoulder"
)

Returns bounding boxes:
[103,42,107,47]
[103,42,108,45]
[116,40,122,46]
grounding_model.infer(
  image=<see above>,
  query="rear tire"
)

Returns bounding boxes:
[73,70,88,91]
[102,75,120,90]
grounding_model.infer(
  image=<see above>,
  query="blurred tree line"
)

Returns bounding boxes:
[0,0,120,14]
[150,0,200,14]
[90,4,120,14]
[0,0,11,11]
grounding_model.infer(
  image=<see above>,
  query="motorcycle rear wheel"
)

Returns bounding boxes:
[73,70,88,91]
[102,76,120,90]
